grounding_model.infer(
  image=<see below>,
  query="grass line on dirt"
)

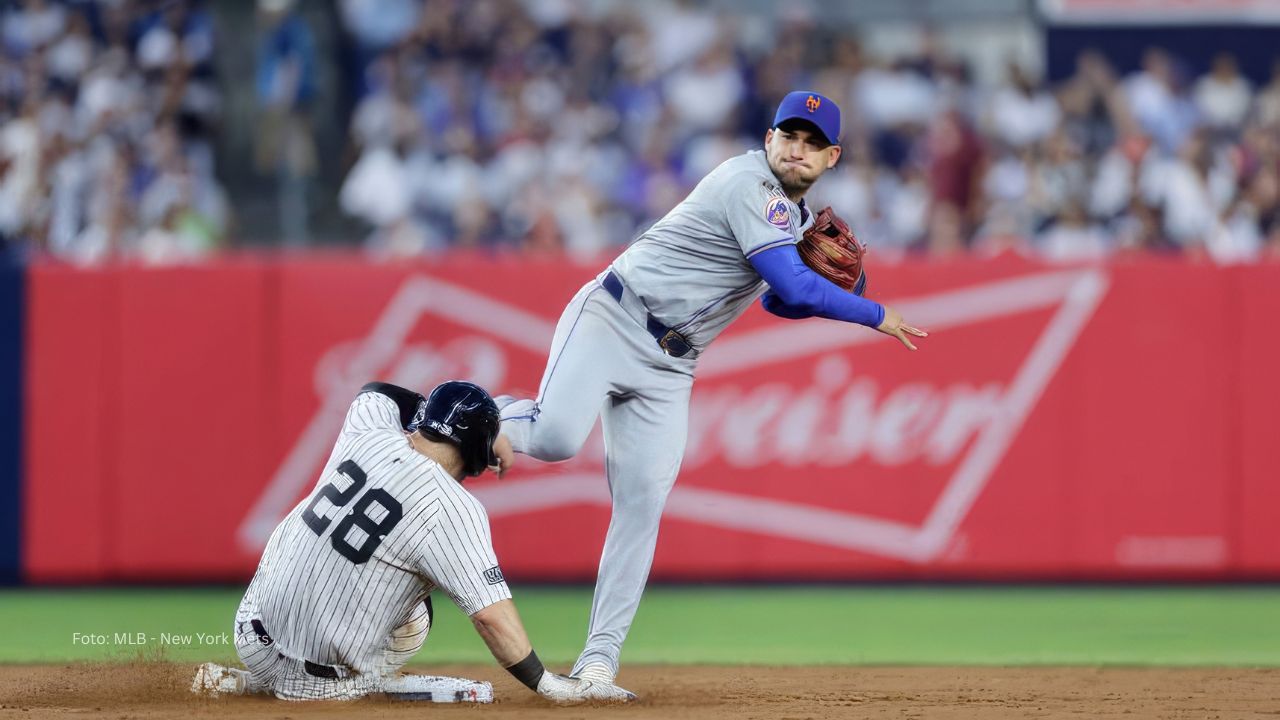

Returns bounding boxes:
[2,586,1277,666]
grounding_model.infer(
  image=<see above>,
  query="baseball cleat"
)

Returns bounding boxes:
[596,682,637,703]
[578,679,637,703]
[191,662,251,696]
[571,663,635,702]
[573,662,616,684]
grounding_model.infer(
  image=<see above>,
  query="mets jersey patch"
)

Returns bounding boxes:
[765,196,790,229]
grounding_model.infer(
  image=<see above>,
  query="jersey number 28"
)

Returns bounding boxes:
[300,459,403,564]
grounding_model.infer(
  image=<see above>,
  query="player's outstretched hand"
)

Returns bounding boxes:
[536,672,636,704]
[490,434,515,479]
[876,305,928,351]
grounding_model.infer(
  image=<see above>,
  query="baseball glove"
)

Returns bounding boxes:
[797,206,867,296]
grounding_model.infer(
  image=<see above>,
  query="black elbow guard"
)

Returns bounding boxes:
[360,381,428,432]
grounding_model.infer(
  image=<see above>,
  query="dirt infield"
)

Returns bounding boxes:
[0,663,1276,719]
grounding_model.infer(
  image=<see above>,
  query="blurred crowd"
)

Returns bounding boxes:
[335,0,1280,263]
[5,0,1280,265]
[0,0,227,264]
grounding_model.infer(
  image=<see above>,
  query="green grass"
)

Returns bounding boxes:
[1,586,1277,666]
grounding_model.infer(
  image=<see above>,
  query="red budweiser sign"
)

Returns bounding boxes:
[22,255,1280,582]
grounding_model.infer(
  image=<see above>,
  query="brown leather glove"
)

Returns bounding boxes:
[797,206,867,295]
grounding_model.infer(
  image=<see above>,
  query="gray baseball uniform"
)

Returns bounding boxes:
[237,390,511,700]
[500,149,814,676]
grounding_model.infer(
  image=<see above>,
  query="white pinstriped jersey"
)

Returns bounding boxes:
[241,391,512,674]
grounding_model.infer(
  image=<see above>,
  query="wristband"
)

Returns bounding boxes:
[505,649,546,691]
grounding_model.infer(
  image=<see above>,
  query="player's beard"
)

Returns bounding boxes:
[773,163,820,197]
[780,174,815,197]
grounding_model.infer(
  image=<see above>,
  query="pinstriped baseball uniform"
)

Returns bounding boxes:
[236,390,511,700]
[500,149,814,677]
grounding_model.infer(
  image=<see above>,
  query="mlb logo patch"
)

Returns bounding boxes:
[483,566,505,585]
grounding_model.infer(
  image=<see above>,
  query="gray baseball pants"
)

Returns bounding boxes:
[500,277,696,676]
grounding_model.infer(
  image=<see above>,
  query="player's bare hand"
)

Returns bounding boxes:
[490,434,515,478]
[876,306,928,351]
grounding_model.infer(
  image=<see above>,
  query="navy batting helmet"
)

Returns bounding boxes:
[417,381,501,478]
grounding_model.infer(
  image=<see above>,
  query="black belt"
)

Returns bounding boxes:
[248,619,345,680]
[304,660,341,680]
[602,271,693,358]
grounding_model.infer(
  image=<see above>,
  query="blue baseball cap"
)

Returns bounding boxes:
[772,91,840,145]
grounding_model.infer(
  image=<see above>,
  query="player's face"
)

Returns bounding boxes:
[765,125,842,196]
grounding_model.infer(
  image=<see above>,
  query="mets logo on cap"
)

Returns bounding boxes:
[765,196,790,229]
[806,94,820,112]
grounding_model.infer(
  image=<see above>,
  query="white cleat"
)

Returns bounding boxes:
[573,662,615,685]
[381,674,494,703]
[538,670,636,704]
[191,662,251,696]
[572,663,636,703]
[582,680,637,703]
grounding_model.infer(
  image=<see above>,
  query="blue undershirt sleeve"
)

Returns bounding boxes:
[761,289,811,319]
[751,244,885,328]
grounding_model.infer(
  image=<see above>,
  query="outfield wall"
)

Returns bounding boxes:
[14,254,1280,582]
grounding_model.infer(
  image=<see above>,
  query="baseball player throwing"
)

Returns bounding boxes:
[498,91,928,688]
[192,380,632,703]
